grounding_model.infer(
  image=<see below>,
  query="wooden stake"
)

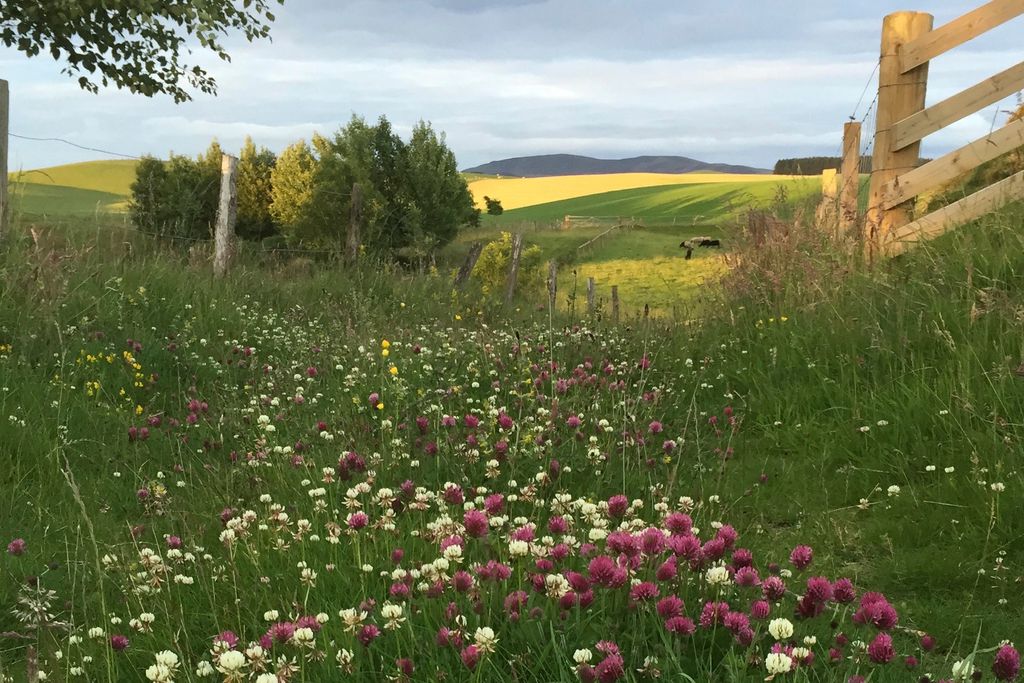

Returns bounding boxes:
[454,241,483,290]
[213,154,238,278]
[586,277,595,315]
[0,80,8,244]
[840,121,862,237]
[504,232,524,305]
[347,182,363,265]
[611,285,620,324]
[821,169,839,200]
[866,11,933,261]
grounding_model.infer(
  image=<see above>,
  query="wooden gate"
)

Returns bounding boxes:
[865,0,1024,258]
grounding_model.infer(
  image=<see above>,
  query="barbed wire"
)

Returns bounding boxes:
[8,132,141,159]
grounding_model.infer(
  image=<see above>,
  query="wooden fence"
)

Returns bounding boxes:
[863,1,1024,258]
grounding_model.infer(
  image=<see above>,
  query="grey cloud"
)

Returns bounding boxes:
[3,0,1021,171]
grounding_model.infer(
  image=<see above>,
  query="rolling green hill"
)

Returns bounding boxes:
[9,159,138,196]
[8,182,128,216]
[489,176,820,223]
[7,159,136,217]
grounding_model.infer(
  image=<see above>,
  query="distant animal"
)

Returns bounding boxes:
[679,236,721,260]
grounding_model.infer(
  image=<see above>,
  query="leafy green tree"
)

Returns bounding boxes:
[405,121,478,249]
[269,140,318,242]
[483,196,504,215]
[0,0,284,102]
[237,137,278,240]
[129,142,220,240]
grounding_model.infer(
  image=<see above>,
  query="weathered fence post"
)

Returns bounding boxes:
[866,11,934,260]
[347,182,363,265]
[454,241,483,290]
[586,277,596,315]
[504,232,524,305]
[213,153,238,278]
[0,79,8,244]
[840,121,862,237]
[547,260,558,308]
[611,285,620,324]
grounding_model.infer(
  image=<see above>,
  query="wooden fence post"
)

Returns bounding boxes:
[840,121,862,238]
[611,285,620,323]
[821,169,838,201]
[547,260,558,308]
[0,79,8,244]
[586,277,595,315]
[347,182,363,265]
[213,154,238,278]
[454,241,483,290]
[504,232,524,305]
[866,11,934,260]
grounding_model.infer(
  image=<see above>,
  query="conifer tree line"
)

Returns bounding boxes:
[130,115,480,260]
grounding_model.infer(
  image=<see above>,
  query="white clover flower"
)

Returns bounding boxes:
[991,482,1006,492]
[765,652,793,674]
[255,675,279,683]
[474,626,498,653]
[87,627,105,639]
[508,540,529,557]
[264,610,279,622]
[216,650,245,672]
[705,565,731,586]
[292,627,315,645]
[153,651,177,668]
[574,648,593,664]
[768,618,794,640]
[887,485,901,497]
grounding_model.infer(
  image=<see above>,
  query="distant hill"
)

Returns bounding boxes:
[464,154,770,177]
[9,159,138,197]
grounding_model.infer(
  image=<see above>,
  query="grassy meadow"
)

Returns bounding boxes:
[0,192,1022,681]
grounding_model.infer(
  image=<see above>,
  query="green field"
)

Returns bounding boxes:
[488,177,820,224]
[9,159,138,196]
[8,160,136,217]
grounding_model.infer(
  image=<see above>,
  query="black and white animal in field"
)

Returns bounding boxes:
[679,236,721,260]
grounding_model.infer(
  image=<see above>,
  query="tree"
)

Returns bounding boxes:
[237,137,278,240]
[0,0,284,102]
[404,121,478,250]
[129,142,220,240]
[269,140,318,241]
[483,196,504,215]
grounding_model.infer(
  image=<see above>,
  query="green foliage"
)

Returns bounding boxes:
[269,140,317,241]
[483,195,504,215]
[471,231,543,296]
[0,0,283,102]
[236,137,278,241]
[129,142,221,240]
[267,116,477,258]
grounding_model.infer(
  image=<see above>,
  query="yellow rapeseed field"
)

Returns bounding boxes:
[468,172,792,210]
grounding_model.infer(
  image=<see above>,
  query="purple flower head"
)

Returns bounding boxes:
[357,624,381,648]
[664,616,696,635]
[833,578,857,604]
[460,645,480,670]
[867,633,895,664]
[993,645,1020,682]
[7,539,26,556]
[607,495,629,519]
[463,509,489,538]
[110,634,130,652]
[789,545,813,570]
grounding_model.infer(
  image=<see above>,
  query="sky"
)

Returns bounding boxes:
[2,0,1021,172]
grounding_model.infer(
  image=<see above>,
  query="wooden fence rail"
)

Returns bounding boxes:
[865,1,1024,258]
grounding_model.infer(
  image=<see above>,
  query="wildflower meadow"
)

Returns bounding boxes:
[1,215,1022,682]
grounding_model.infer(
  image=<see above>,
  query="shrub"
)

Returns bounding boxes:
[472,231,543,297]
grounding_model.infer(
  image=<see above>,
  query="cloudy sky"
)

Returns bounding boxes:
[2,0,1021,171]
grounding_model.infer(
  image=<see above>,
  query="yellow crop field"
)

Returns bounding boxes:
[468,172,794,210]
